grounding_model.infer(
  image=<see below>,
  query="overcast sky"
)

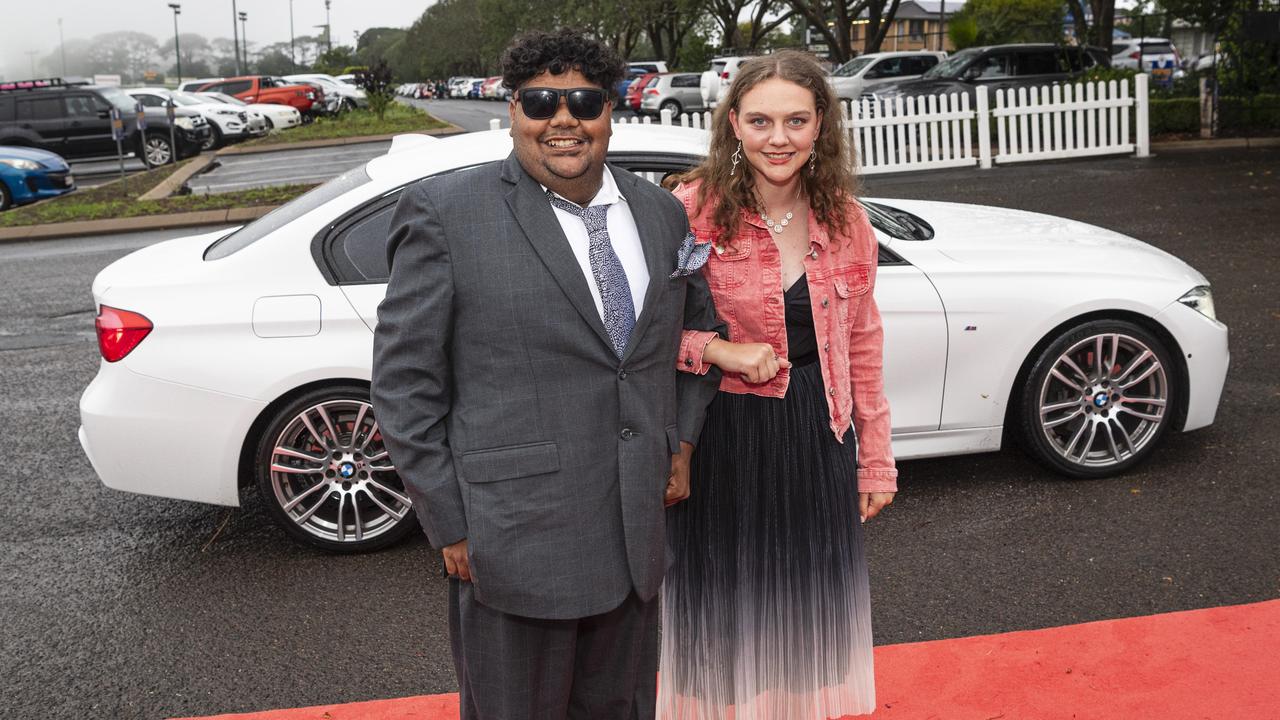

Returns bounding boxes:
[2,0,432,81]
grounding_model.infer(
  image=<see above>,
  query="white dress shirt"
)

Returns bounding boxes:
[543,169,649,321]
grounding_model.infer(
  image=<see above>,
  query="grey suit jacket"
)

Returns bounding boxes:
[371,152,725,620]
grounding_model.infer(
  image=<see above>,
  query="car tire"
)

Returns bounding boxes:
[254,384,418,553]
[263,115,275,130]
[659,99,682,117]
[139,132,174,167]
[0,181,12,211]
[1015,319,1177,479]
[202,124,223,151]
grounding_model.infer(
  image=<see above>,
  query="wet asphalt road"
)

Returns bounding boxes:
[1,148,1277,719]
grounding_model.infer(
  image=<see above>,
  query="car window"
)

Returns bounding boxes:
[973,53,1012,79]
[1138,42,1175,54]
[905,56,939,74]
[672,74,700,88]
[218,80,253,95]
[205,166,373,260]
[1016,50,1060,76]
[711,61,727,75]
[130,93,165,108]
[16,97,62,121]
[869,58,904,78]
[645,75,660,88]
[1058,48,1088,72]
[833,56,875,78]
[923,48,979,79]
[65,94,102,116]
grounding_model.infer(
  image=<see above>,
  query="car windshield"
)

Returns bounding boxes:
[922,48,980,79]
[96,86,139,112]
[205,166,373,260]
[862,200,934,241]
[833,56,876,78]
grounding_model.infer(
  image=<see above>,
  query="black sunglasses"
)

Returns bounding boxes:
[517,87,607,120]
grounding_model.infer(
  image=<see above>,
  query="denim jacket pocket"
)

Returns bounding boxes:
[704,233,752,288]
[833,263,872,299]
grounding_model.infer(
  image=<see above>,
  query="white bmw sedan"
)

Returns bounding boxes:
[79,126,1229,552]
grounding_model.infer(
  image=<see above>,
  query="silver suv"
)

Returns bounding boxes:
[829,51,946,101]
[638,73,706,117]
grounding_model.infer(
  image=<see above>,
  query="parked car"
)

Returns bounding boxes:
[290,79,338,116]
[178,78,223,93]
[284,73,368,110]
[828,51,947,101]
[126,87,266,150]
[1111,37,1184,84]
[700,56,753,108]
[78,125,1228,552]
[448,77,474,98]
[468,79,485,99]
[335,73,359,86]
[192,76,319,122]
[0,77,209,166]
[195,91,302,131]
[0,145,74,211]
[481,76,504,100]
[624,72,659,111]
[638,72,706,117]
[865,44,1110,104]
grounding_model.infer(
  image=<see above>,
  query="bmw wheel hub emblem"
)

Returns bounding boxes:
[1093,392,1109,407]
[339,462,356,478]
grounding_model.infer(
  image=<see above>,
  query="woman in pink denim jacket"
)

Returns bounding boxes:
[658,51,896,719]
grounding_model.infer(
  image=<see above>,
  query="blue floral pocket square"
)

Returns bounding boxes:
[670,231,712,279]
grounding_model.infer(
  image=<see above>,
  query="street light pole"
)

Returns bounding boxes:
[289,0,297,72]
[25,50,38,77]
[169,4,182,83]
[58,18,67,76]
[324,0,333,54]
[231,0,241,75]
[239,11,249,71]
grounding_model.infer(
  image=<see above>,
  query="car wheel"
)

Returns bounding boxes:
[263,115,275,130]
[660,99,681,117]
[202,124,223,151]
[254,384,417,553]
[1016,319,1176,478]
[141,133,173,166]
[0,181,12,211]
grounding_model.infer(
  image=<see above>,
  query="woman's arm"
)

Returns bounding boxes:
[847,216,898,498]
[677,332,790,384]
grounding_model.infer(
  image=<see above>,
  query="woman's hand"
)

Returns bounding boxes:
[703,338,790,384]
[859,492,894,523]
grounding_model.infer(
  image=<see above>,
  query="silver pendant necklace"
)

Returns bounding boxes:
[760,198,798,235]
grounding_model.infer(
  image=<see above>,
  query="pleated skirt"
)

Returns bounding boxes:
[658,361,876,720]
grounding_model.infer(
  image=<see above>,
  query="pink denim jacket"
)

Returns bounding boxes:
[674,180,897,493]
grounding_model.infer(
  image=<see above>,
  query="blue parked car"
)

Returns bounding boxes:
[0,146,75,211]
[468,79,484,99]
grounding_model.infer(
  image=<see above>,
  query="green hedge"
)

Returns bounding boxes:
[1150,97,1200,135]
[1146,94,1280,136]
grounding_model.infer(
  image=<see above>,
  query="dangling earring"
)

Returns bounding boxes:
[731,141,742,176]
[808,147,817,176]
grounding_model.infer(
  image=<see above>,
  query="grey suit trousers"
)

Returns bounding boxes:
[450,580,659,720]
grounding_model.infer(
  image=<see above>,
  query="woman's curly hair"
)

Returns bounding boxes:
[683,50,860,246]
[501,29,627,99]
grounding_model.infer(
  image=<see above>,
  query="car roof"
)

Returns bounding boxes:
[857,50,947,58]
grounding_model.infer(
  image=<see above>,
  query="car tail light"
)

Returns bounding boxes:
[96,305,153,363]
[645,89,659,95]
[1129,51,1140,60]
[721,72,730,79]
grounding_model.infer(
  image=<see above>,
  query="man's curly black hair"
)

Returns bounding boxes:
[501,28,627,98]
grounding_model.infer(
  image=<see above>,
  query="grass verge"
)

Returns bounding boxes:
[237,102,450,148]
[0,159,315,228]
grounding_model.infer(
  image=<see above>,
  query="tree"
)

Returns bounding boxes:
[956,0,1066,46]
[785,0,905,62]
[314,46,358,75]
[1064,0,1116,51]
[356,60,395,119]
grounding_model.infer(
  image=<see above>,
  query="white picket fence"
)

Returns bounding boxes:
[486,74,1150,176]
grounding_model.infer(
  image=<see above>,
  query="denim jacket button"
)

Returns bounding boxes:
[821,297,830,308]
[829,388,836,396]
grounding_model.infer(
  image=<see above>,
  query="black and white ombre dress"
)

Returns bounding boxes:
[658,276,876,719]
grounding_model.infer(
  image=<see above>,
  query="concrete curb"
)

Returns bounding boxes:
[138,155,218,201]
[215,123,467,156]
[0,205,278,243]
[1151,136,1280,152]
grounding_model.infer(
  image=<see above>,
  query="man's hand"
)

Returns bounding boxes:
[703,338,790,384]
[442,539,473,582]
[859,492,895,523]
[666,441,695,507]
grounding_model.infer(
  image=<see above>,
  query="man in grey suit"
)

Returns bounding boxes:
[371,29,724,720]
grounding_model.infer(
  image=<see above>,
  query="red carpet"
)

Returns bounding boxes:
[178,599,1280,720]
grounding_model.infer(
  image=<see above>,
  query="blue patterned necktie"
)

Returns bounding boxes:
[546,190,636,358]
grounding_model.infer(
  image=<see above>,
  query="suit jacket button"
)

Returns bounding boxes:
[618,369,629,380]
[620,428,635,440]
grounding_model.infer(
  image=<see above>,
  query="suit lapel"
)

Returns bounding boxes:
[614,166,669,365]
[500,153,614,354]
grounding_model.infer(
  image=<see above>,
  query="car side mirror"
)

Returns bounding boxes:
[962,66,980,82]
